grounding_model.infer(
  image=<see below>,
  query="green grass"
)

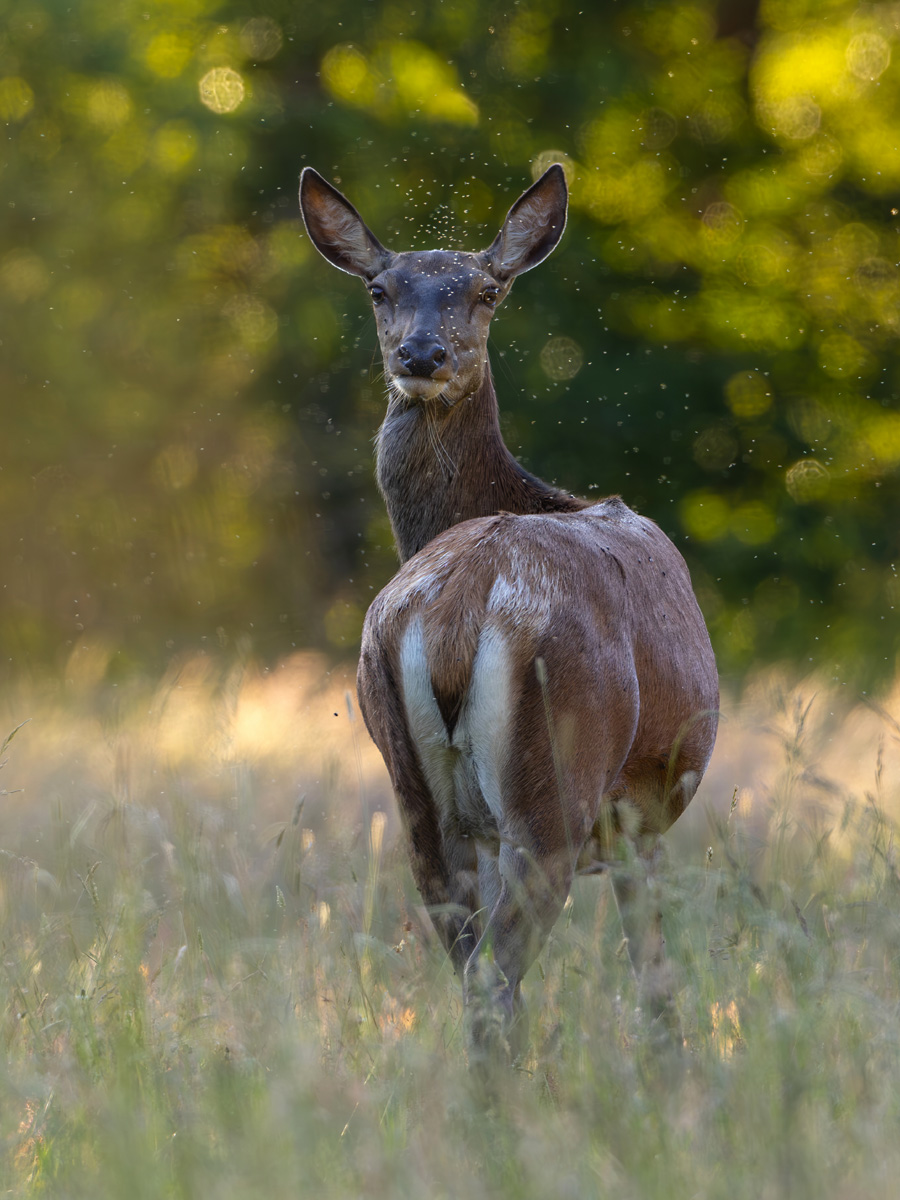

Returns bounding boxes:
[3,671,900,1199]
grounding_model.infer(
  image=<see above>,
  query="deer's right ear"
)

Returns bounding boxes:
[299,168,391,280]
[484,164,568,281]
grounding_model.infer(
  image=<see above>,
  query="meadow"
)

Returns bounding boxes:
[2,654,900,1199]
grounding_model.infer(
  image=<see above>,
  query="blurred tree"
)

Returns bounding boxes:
[0,0,897,690]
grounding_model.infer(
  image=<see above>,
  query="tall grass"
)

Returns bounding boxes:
[2,659,900,1199]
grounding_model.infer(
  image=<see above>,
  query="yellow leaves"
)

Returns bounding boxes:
[267,222,310,271]
[152,120,197,174]
[680,491,777,545]
[54,278,105,329]
[61,76,133,130]
[223,294,278,351]
[752,18,900,197]
[862,413,900,466]
[853,121,900,191]
[732,500,777,546]
[144,31,194,79]
[698,288,804,351]
[177,225,260,281]
[639,107,679,151]
[0,250,49,302]
[579,106,644,164]
[680,490,731,542]
[18,117,61,161]
[795,133,844,180]
[495,8,552,77]
[391,43,478,124]
[752,30,847,135]
[817,332,871,381]
[641,4,717,55]
[321,42,478,126]
[700,200,744,249]
[621,287,695,342]
[576,158,667,225]
[322,45,376,107]
[0,76,35,121]
[725,371,773,421]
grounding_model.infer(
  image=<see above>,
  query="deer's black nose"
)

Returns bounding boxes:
[397,336,447,377]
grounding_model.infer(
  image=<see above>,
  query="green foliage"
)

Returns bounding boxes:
[1,0,898,684]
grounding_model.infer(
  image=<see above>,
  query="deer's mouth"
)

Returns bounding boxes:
[389,374,449,402]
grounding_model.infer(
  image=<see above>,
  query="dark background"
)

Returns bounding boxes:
[2,0,898,693]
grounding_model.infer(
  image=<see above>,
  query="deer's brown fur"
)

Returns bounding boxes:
[300,164,719,1060]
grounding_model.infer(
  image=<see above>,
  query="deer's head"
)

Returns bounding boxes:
[299,166,568,406]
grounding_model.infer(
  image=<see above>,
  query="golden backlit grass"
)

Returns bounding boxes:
[2,656,900,1199]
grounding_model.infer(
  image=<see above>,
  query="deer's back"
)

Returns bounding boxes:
[358,497,717,808]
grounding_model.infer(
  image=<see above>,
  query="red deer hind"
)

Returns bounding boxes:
[300,164,719,1059]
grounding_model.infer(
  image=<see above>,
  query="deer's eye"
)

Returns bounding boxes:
[369,285,386,305]
[481,288,500,308]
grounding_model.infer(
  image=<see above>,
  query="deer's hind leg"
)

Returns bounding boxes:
[381,744,483,977]
[464,833,573,1063]
[605,768,687,1035]
[359,641,483,975]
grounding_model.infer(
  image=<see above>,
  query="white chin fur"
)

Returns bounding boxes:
[390,376,447,401]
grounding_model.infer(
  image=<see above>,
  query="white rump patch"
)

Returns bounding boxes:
[452,625,512,826]
[399,616,455,818]
[399,616,513,839]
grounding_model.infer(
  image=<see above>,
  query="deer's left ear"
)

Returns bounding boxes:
[299,168,391,280]
[483,164,568,281]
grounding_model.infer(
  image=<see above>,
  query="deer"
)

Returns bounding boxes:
[299,163,719,1061]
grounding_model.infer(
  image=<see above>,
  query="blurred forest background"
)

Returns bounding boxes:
[2,0,899,694]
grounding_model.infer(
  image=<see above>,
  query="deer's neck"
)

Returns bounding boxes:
[375,365,587,562]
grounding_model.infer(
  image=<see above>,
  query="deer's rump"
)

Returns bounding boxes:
[357,498,718,855]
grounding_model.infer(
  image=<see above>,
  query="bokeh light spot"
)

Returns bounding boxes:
[725,371,773,420]
[786,459,830,502]
[818,333,870,380]
[199,67,245,114]
[531,150,574,184]
[145,32,193,79]
[732,500,776,545]
[702,201,744,246]
[693,424,738,471]
[639,107,678,150]
[864,414,900,465]
[540,336,583,382]
[0,249,49,301]
[224,294,278,351]
[846,32,891,81]
[85,80,133,129]
[152,121,197,174]
[321,45,376,106]
[680,490,730,541]
[0,76,34,122]
[240,18,283,62]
